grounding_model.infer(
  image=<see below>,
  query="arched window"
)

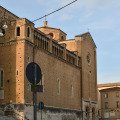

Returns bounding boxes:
[27,27,30,37]
[16,27,20,36]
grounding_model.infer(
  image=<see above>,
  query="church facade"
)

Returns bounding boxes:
[0,6,98,120]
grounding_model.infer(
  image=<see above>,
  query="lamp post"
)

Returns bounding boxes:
[0,12,8,36]
[0,24,8,36]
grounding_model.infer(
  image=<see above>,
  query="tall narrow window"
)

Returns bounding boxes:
[27,56,30,63]
[105,102,108,109]
[104,93,108,98]
[27,27,30,37]
[116,92,119,97]
[0,70,4,87]
[116,101,120,108]
[71,85,74,97]
[57,79,60,95]
[16,70,18,75]
[92,108,95,120]
[40,73,44,92]
[61,36,64,40]
[85,107,90,119]
[16,27,20,36]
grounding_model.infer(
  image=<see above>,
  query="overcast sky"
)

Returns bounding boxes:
[1,0,120,84]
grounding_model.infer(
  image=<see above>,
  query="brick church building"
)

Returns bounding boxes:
[0,6,98,120]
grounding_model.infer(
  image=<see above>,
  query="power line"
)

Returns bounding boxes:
[32,0,77,23]
[0,0,78,36]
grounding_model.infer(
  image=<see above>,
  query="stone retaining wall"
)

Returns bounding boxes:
[0,104,82,120]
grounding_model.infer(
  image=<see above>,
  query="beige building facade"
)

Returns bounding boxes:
[98,83,120,120]
[0,6,98,120]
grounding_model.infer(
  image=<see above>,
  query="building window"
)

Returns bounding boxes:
[0,90,4,99]
[27,56,30,63]
[104,93,108,98]
[44,40,48,51]
[59,49,64,58]
[71,85,74,97]
[16,27,20,36]
[61,36,64,40]
[78,57,81,66]
[0,70,4,87]
[39,73,44,92]
[105,102,109,109]
[27,27,30,37]
[57,79,60,95]
[116,92,119,97]
[66,54,75,65]
[85,107,90,119]
[16,70,18,75]
[98,110,101,117]
[86,53,91,65]
[116,101,120,108]
[92,108,95,120]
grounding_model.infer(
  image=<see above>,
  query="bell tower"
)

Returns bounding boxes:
[15,18,34,43]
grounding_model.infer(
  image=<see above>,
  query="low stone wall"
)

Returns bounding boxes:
[0,104,82,120]
[0,116,15,120]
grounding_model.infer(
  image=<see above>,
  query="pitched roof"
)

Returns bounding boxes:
[98,82,120,88]
[99,87,120,92]
[0,6,19,19]
[75,32,96,48]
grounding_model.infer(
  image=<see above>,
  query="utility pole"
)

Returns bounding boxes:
[33,63,37,120]
[26,60,42,120]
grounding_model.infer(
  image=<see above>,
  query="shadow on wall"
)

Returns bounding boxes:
[62,115,76,120]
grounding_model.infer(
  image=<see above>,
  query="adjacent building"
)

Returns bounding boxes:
[0,6,98,120]
[98,83,120,119]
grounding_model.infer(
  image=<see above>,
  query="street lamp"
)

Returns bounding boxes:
[0,11,8,36]
[0,28,5,36]
[0,22,8,36]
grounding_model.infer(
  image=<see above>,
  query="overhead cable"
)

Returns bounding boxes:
[32,0,77,23]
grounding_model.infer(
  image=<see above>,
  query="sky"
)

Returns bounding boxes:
[1,0,120,84]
